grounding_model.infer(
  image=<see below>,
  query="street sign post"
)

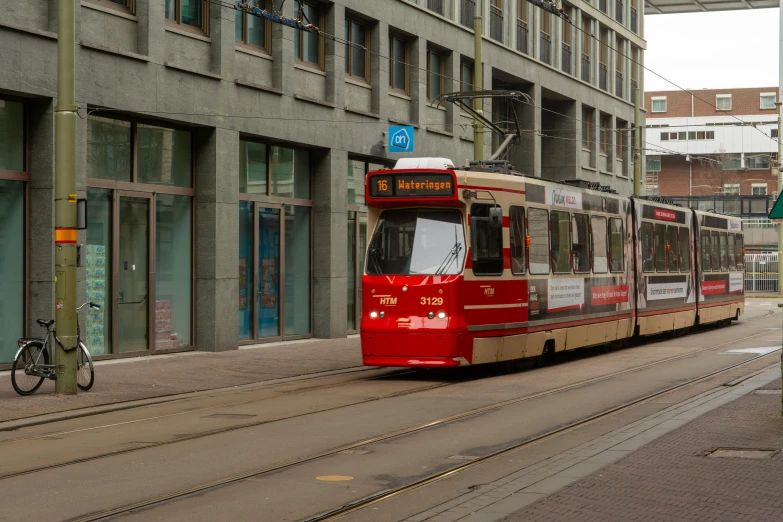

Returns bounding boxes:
[388,126,414,153]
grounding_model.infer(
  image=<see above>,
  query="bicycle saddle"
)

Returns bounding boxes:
[36,319,55,327]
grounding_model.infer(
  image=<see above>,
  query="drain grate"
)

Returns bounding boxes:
[706,448,779,459]
[204,413,257,419]
[754,390,783,395]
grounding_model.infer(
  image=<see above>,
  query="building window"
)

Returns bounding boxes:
[651,97,667,113]
[541,11,552,65]
[646,157,661,171]
[165,0,209,33]
[294,0,323,67]
[389,33,409,94]
[137,125,193,188]
[581,17,591,82]
[582,106,593,149]
[761,93,777,110]
[345,16,369,82]
[600,115,611,154]
[87,0,136,14]
[0,99,25,173]
[722,157,741,171]
[746,156,770,169]
[752,183,768,196]
[427,0,444,15]
[616,121,626,158]
[716,94,732,111]
[235,0,271,51]
[723,184,740,195]
[460,59,474,103]
[427,47,445,101]
[773,129,779,138]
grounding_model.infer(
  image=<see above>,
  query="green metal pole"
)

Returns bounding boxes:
[777,107,782,296]
[54,0,78,395]
[473,2,484,162]
[633,88,643,196]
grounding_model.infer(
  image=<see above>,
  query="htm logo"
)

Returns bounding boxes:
[380,297,398,305]
[484,287,495,296]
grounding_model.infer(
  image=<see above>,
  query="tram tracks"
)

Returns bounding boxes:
[62,326,780,522]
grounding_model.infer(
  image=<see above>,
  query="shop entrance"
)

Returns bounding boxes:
[118,194,151,353]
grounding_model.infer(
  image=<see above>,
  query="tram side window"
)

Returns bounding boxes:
[528,208,550,275]
[470,203,504,275]
[727,234,736,270]
[550,211,571,274]
[735,234,744,270]
[700,230,711,272]
[572,214,590,273]
[641,222,655,272]
[710,231,720,271]
[667,226,679,272]
[609,218,625,272]
[719,232,728,271]
[592,216,608,273]
[509,206,526,274]
[679,227,691,272]
[654,224,667,272]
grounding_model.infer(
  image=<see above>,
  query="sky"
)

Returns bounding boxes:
[644,9,779,91]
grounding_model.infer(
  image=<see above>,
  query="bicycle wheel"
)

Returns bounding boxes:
[77,343,94,391]
[11,342,49,396]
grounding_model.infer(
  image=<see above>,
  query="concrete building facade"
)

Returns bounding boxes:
[0,0,644,365]
[644,87,780,198]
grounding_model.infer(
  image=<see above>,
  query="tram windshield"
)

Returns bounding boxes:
[366,209,466,275]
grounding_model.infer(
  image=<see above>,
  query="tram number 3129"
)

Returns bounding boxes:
[421,297,444,306]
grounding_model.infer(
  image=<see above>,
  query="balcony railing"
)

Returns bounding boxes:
[631,7,638,32]
[599,63,607,91]
[599,0,607,13]
[540,33,551,64]
[427,0,444,15]
[460,0,476,28]
[516,20,528,55]
[489,5,504,42]
[615,0,623,23]
[561,43,572,75]
[581,54,590,82]
[615,71,623,98]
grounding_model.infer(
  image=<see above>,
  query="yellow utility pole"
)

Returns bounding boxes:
[473,1,484,161]
[54,0,78,394]
[634,88,643,196]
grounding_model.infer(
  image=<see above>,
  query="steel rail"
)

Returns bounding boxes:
[66,323,778,522]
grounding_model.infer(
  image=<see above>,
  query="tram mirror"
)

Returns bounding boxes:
[489,206,503,229]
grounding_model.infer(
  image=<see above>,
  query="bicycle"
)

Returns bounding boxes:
[11,302,98,396]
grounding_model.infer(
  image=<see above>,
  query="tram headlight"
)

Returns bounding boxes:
[427,312,435,319]
[437,312,447,320]
[379,311,385,318]
[370,311,378,319]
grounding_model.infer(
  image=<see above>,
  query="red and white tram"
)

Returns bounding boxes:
[360,158,744,368]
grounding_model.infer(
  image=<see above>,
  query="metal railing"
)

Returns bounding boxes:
[631,7,638,32]
[599,63,607,91]
[743,218,776,229]
[427,0,444,15]
[516,20,528,54]
[745,253,778,293]
[599,0,607,12]
[489,4,504,42]
[615,0,623,23]
[460,0,476,28]
[540,33,551,64]
[561,44,572,75]
[615,71,623,98]
[581,54,590,82]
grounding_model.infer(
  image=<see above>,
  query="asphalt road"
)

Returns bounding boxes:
[1,300,781,522]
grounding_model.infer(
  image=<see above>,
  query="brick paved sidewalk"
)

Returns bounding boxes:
[506,377,783,522]
[0,337,362,424]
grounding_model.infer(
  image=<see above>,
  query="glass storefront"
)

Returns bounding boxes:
[239,139,312,342]
[87,115,194,357]
[0,180,24,364]
[0,100,25,172]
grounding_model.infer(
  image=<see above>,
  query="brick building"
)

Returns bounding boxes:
[643,87,780,197]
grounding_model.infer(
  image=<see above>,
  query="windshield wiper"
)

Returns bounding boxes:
[435,226,463,275]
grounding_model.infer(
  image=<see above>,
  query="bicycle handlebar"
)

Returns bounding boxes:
[77,302,102,311]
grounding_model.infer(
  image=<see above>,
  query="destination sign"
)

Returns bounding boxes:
[369,173,454,198]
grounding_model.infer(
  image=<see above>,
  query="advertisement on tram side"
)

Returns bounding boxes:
[693,212,745,304]
[633,200,696,310]
[527,277,631,321]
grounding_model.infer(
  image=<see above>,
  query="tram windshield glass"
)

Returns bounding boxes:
[366,209,466,275]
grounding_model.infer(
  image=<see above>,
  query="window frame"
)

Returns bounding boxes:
[235,0,272,53]
[752,183,768,196]
[550,210,572,274]
[470,203,505,276]
[641,221,654,273]
[582,106,593,150]
[460,59,475,100]
[85,0,136,15]
[723,184,740,195]
[666,225,679,272]
[735,234,745,270]
[345,15,371,83]
[294,0,325,69]
[165,0,210,35]
[760,93,776,110]
[716,94,732,111]
[678,226,690,273]
[654,223,667,272]
[700,230,711,272]
[591,216,608,274]
[718,232,728,271]
[389,32,411,95]
[727,233,736,270]
[426,47,446,102]
[600,115,611,155]
[651,96,667,113]
[709,230,720,271]
[528,207,550,275]
[509,205,526,275]
[609,217,625,273]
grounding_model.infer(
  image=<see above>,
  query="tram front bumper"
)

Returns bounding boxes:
[360,332,466,367]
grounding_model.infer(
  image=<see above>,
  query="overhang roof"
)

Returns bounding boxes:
[645,0,777,14]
